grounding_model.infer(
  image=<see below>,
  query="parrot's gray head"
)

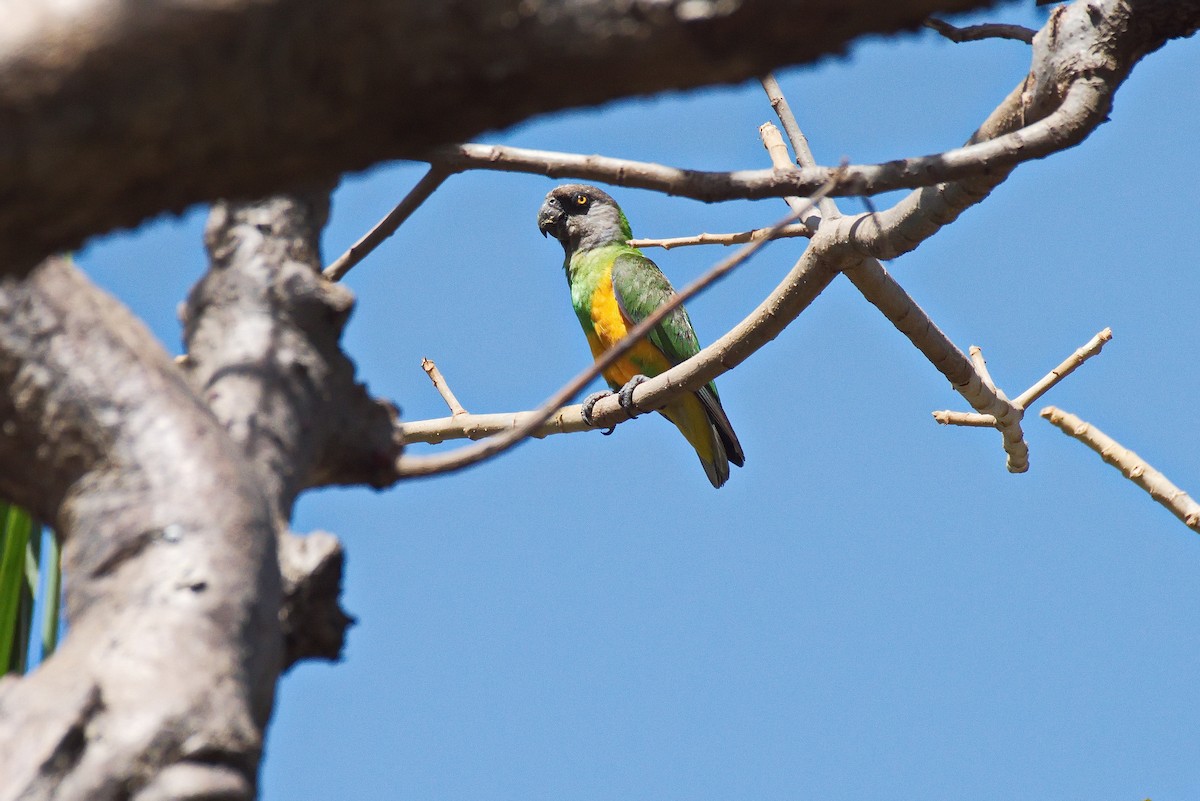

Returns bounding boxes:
[537,184,633,256]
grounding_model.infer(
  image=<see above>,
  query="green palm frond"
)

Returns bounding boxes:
[0,502,61,674]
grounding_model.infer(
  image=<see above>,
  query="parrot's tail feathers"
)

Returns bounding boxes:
[700,439,733,489]
[696,387,745,469]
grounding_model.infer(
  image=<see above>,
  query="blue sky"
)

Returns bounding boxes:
[78,6,1199,800]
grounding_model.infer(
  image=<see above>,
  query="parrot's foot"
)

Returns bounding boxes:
[617,375,649,419]
[581,391,616,435]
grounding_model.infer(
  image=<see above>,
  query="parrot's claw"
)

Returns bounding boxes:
[581,391,616,435]
[618,375,649,419]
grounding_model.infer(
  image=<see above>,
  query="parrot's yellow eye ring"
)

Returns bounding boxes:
[573,194,589,206]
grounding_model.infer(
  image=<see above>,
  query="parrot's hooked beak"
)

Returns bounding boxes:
[537,197,564,240]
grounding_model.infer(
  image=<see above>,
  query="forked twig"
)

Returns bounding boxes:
[761,75,1027,471]
[934,328,1112,426]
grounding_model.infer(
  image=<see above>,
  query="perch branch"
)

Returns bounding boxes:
[1041,406,1200,533]
[396,186,835,464]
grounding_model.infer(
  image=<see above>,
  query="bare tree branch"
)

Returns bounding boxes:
[845,258,1030,471]
[425,107,1097,204]
[630,224,813,250]
[934,328,1113,426]
[324,168,450,282]
[969,346,1000,392]
[925,18,1036,43]
[184,194,402,500]
[0,190,405,795]
[760,76,1028,470]
[183,191,401,669]
[1041,406,1200,533]
[398,0,1200,456]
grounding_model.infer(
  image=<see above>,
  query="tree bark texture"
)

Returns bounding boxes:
[0,196,399,798]
[0,0,1003,269]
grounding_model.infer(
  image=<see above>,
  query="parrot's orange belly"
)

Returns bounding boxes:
[587,268,671,389]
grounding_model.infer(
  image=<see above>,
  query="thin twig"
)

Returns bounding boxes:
[421,358,468,417]
[323,167,450,282]
[395,186,832,476]
[933,328,1113,426]
[930,410,997,428]
[969,345,998,392]
[760,75,840,220]
[629,224,811,250]
[1041,406,1200,533]
[759,123,813,217]
[1014,327,1112,409]
[925,18,1036,44]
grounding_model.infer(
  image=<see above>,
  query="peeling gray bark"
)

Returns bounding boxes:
[182,191,399,666]
[0,259,282,800]
[0,0,1003,270]
[0,197,400,799]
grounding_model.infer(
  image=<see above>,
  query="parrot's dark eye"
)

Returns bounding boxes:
[573,194,589,207]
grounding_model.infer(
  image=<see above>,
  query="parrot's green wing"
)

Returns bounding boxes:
[611,252,745,467]
[611,252,702,368]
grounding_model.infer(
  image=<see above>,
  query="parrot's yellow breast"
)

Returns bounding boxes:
[587,265,671,389]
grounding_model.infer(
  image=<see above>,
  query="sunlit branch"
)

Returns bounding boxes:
[845,257,1029,472]
[629,224,811,250]
[933,328,1112,426]
[1041,406,1200,534]
[428,88,1103,203]
[421,358,468,418]
[969,345,999,392]
[760,75,1028,472]
[760,74,841,221]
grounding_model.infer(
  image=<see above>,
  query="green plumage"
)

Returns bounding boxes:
[538,183,745,487]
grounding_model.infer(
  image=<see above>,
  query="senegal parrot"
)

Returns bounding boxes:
[537,183,745,488]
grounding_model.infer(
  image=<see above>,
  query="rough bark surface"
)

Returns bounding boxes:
[0,0,1002,269]
[0,259,283,800]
